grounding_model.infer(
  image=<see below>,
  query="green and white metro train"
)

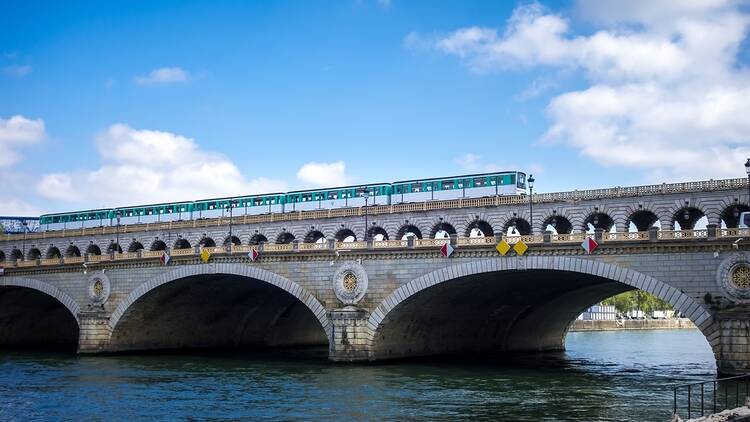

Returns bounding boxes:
[38,171,527,230]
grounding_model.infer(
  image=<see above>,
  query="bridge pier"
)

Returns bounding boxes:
[714,312,750,375]
[328,307,371,361]
[77,310,112,353]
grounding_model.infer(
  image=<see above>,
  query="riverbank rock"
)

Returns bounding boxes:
[683,406,750,422]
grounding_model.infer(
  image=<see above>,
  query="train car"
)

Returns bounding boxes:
[40,208,114,230]
[391,171,526,203]
[283,183,391,212]
[115,201,194,224]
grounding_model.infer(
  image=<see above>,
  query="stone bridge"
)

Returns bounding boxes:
[2,177,750,374]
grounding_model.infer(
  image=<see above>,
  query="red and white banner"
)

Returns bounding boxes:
[581,237,599,254]
[248,248,260,262]
[160,251,171,265]
[440,242,454,258]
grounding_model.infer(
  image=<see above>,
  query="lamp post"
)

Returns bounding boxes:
[745,158,750,201]
[115,211,122,254]
[528,175,535,235]
[363,191,370,241]
[226,201,235,248]
[22,221,28,259]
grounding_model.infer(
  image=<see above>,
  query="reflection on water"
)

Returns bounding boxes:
[0,330,714,421]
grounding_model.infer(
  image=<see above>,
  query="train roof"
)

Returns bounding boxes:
[392,170,522,185]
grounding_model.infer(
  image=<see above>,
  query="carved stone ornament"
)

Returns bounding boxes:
[332,261,368,305]
[87,271,111,305]
[717,252,750,303]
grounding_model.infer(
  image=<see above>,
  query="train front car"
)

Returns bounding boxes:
[284,183,391,212]
[40,208,114,231]
[392,171,523,203]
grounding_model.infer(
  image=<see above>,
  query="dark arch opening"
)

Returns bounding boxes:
[223,235,241,246]
[45,247,61,259]
[174,238,191,249]
[629,210,659,232]
[198,237,216,248]
[128,241,144,253]
[466,220,494,238]
[150,240,167,251]
[583,213,614,232]
[335,228,356,242]
[503,218,531,236]
[65,245,81,257]
[108,274,328,355]
[86,244,101,256]
[107,243,123,254]
[721,204,750,228]
[276,232,295,244]
[27,248,41,260]
[304,230,326,243]
[249,234,268,245]
[673,207,705,230]
[397,224,423,240]
[10,249,23,261]
[0,251,5,262]
[371,269,708,362]
[367,226,389,241]
[542,215,573,235]
[0,286,79,351]
[431,222,456,239]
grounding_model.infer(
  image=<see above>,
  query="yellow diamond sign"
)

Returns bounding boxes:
[496,239,511,256]
[200,249,211,263]
[513,240,528,256]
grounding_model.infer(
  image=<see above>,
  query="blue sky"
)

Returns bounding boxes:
[1,0,750,215]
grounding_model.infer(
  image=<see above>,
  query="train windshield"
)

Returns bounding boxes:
[517,172,527,190]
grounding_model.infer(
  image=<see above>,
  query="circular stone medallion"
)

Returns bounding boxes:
[332,261,368,305]
[717,252,750,303]
[87,272,111,305]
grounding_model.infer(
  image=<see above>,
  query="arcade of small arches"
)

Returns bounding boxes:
[1,202,747,262]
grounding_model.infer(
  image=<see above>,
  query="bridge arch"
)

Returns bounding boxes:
[249,233,268,245]
[86,244,101,255]
[0,250,4,262]
[396,224,422,240]
[628,209,660,232]
[367,257,715,361]
[502,217,531,236]
[335,228,356,242]
[304,230,326,243]
[583,212,614,232]
[223,235,241,246]
[721,203,750,228]
[27,247,41,260]
[541,213,573,234]
[174,238,191,249]
[367,226,389,241]
[65,244,81,257]
[0,276,81,350]
[672,206,706,230]
[45,246,61,259]
[465,219,494,238]
[276,231,295,244]
[10,248,23,261]
[198,236,216,247]
[108,264,331,351]
[430,222,456,239]
[127,241,144,253]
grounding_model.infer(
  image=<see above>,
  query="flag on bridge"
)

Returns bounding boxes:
[200,248,211,263]
[581,236,598,254]
[160,251,171,265]
[248,248,260,262]
[440,242,454,258]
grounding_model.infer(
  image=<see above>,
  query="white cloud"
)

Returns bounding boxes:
[415,1,750,181]
[36,124,287,208]
[296,161,350,187]
[455,153,543,176]
[0,115,45,167]
[3,65,31,78]
[134,67,189,85]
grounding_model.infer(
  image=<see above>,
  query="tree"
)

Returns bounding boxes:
[601,290,672,314]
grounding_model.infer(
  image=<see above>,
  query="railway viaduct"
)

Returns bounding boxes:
[3,178,750,374]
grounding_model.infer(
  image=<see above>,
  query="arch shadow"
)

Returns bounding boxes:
[108,264,331,352]
[367,257,715,361]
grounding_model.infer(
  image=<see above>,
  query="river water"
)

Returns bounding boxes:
[0,329,714,421]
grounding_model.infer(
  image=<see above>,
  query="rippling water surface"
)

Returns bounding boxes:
[0,330,715,421]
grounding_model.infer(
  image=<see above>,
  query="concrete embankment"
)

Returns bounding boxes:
[569,318,696,332]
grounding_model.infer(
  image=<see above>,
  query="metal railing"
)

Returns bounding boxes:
[673,374,750,419]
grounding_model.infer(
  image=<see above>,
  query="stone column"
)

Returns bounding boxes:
[327,306,371,362]
[707,224,718,240]
[715,312,750,375]
[77,310,112,353]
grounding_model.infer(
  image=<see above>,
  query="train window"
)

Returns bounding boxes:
[442,180,453,190]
